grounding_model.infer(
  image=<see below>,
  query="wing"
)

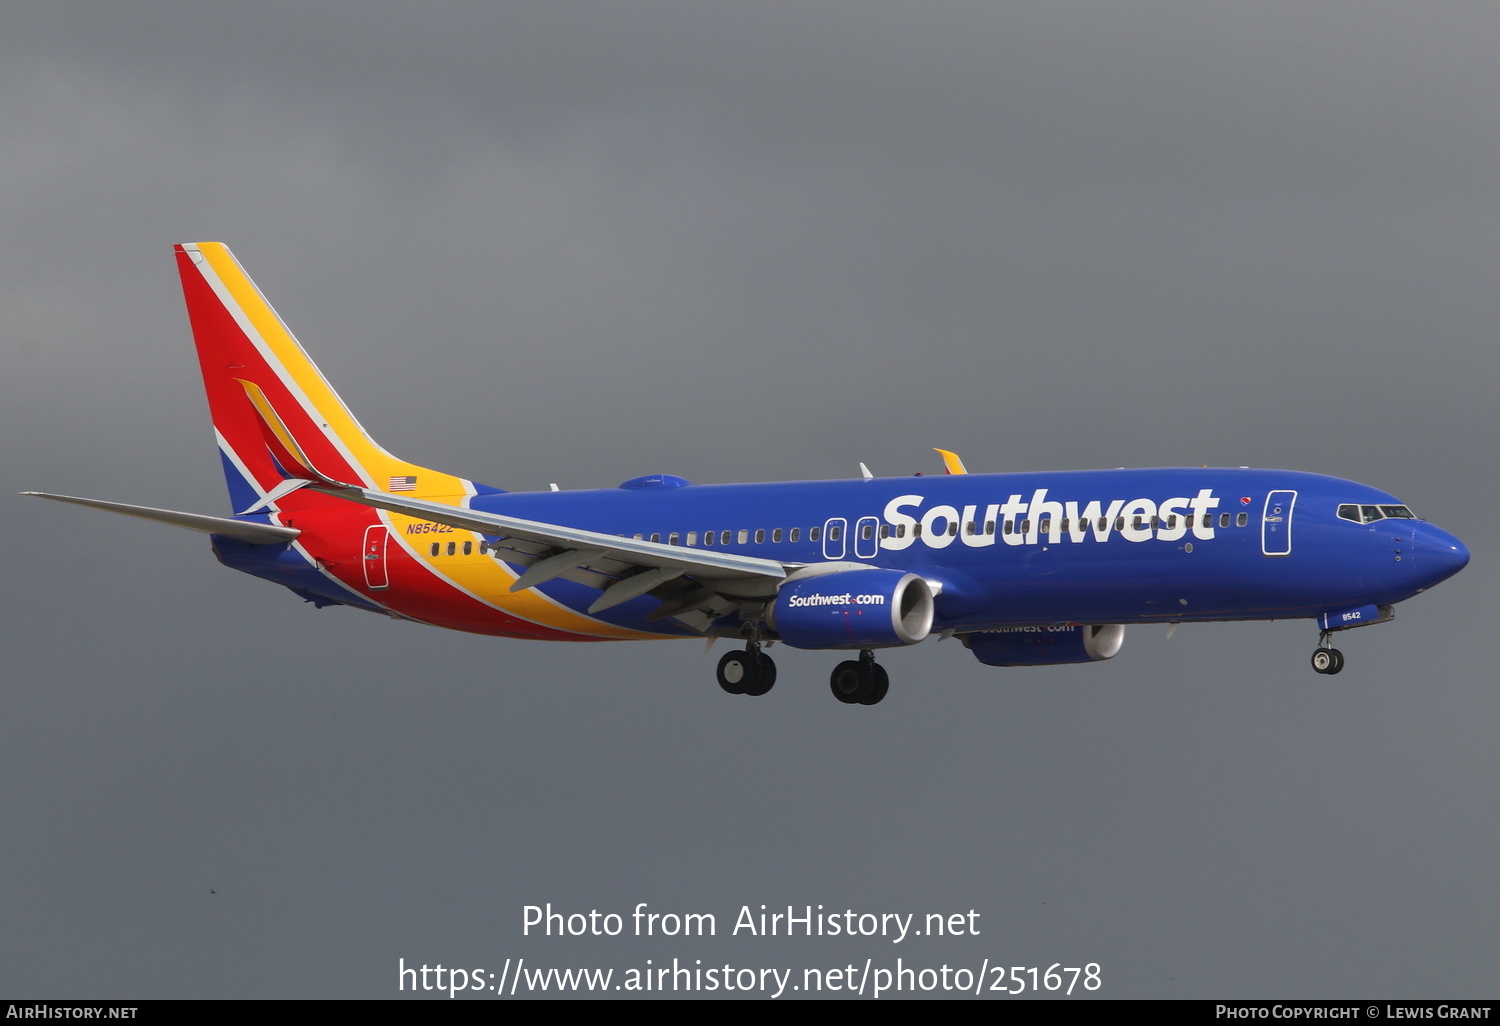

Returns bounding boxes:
[22,492,300,545]
[229,382,793,630]
[310,482,793,630]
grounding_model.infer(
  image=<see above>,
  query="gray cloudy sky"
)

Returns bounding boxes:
[3,2,1497,999]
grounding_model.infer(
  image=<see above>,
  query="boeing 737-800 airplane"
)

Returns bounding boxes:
[25,243,1471,705]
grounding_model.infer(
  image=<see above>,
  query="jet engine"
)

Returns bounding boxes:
[963,624,1124,667]
[769,568,934,650]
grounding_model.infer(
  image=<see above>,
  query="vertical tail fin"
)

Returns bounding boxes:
[175,243,471,512]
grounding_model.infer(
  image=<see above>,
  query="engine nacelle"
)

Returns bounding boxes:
[770,569,934,650]
[964,624,1124,667]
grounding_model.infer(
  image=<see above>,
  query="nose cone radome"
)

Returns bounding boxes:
[1413,523,1470,589]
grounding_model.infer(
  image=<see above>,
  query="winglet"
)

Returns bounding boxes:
[933,448,968,475]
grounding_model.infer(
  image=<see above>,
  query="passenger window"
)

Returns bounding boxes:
[1041,518,1052,533]
[860,525,872,541]
[986,520,995,535]
[880,525,891,538]
[1202,514,1212,528]
[948,522,958,537]
[633,533,644,540]
[755,529,765,544]
[897,525,906,538]
[1167,515,1177,529]
[773,528,784,543]
[1237,513,1248,527]
[829,526,842,541]
[446,542,456,556]
[430,542,439,557]
[1219,513,1229,528]
[463,540,473,555]
[738,530,749,544]
[1097,517,1107,531]
[1148,516,1158,529]
[810,527,821,542]
[1020,520,1031,535]
[790,528,800,542]
[703,531,714,546]
[667,532,679,545]
[1115,517,1125,531]
[687,532,697,546]
[1060,518,1069,533]
[1003,521,1013,536]
[721,531,731,545]
[1132,516,1143,531]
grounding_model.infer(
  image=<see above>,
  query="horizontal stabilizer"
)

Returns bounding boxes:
[22,492,300,545]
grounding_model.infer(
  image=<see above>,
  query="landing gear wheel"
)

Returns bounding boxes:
[830,658,888,705]
[717,649,776,696]
[1311,648,1345,675]
[829,660,869,704]
[717,651,752,694]
[743,654,777,697]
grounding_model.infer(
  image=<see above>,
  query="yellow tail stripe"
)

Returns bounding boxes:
[196,243,662,640]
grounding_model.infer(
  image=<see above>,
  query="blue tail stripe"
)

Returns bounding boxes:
[218,449,263,515]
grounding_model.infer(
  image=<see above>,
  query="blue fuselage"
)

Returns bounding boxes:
[471,467,1469,636]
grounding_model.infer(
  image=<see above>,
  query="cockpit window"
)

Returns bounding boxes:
[1338,503,1418,524]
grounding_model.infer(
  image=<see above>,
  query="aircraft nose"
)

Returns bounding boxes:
[1412,523,1470,588]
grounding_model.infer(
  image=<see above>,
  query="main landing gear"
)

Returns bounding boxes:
[717,643,777,697]
[829,650,889,706]
[712,644,891,705]
[1311,633,1345,675]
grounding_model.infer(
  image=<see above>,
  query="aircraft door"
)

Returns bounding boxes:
[1261,490,1297,557]
[362,524,391,588]
[823,517,847,560]
[854,516,880,559]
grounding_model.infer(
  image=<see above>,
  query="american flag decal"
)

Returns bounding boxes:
[390,475,418,492]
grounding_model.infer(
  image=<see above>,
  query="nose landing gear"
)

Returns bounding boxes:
[1311,633,1344,675]
[716,643,777,696]
[829,650,890,705]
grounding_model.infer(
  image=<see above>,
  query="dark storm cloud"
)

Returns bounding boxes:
[7,1,1498,491]
[3,2,1497,997]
